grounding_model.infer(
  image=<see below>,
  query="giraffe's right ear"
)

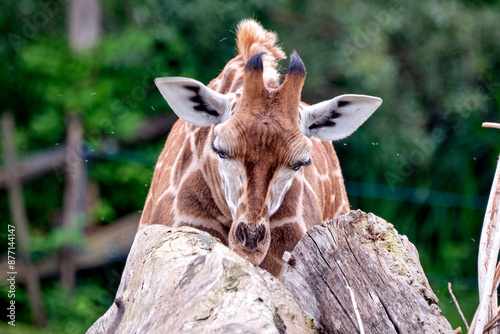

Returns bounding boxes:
[155,77,233,126]
[301,94,382,141]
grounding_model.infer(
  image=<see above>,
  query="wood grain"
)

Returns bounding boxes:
[283,210,454,334]
[87,225,317,333]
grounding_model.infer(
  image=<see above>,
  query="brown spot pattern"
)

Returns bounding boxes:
[138,20,351,278]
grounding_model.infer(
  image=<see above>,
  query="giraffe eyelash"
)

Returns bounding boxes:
[211,142,229,159]
[291,158,312,171]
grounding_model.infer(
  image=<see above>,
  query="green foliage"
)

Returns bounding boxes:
[31,219,85,261]
[0,282,113,334]
[42,283,112,333]
[1,0,499,330]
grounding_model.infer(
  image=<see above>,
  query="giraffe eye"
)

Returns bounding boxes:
[217,151,229,159]
[211,142,229,159]
[292,159,312,171]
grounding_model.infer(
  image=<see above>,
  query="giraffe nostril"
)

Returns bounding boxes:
[256,225,266,244]
[234,222,267,250]
[235,222,246,244]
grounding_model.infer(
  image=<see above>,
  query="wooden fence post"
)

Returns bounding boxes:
[59,115,87,292]
[60,0,101,292]
[1,113,46,327]
[68,0,101,52]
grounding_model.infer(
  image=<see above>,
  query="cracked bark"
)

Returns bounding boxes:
[282,210,454,334]
[87,225,317,334]
[88,210,452,333]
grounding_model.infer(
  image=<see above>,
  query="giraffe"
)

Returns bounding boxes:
[138,19,382,278]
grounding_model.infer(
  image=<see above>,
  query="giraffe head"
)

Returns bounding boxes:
[155,52,382,265]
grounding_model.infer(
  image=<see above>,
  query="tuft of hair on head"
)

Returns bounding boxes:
[236,19,285,62]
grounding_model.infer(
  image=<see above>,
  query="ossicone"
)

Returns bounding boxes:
[286,51,306,78]
[279,51,306,108]
[242,52,266,101]
[244,51,265,72]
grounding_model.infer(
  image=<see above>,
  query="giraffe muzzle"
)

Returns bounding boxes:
[234,222,266,250]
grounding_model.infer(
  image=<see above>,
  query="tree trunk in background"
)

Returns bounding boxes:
[59,115,87,292]
[88,211,454,333]
[68,0,101,52]
[1,113,46,327]
[61,0,102,291]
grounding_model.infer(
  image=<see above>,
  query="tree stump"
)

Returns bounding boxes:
[87,225,317,333]
[282,210,454,333]
[88,210,454,333]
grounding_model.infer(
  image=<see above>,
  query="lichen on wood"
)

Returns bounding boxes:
[282,210,454,334]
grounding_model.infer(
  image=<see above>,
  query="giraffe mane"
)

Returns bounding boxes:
[236,19,286,62]
[236,19,285,89]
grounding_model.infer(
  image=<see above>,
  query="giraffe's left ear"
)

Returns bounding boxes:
[155,77,233,126]
[301,94,382,141]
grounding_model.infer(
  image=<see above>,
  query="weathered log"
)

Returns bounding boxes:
[282,210,454,333]
[470,152,500,334]
[87,225,317,334]
[88,211,454,333]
